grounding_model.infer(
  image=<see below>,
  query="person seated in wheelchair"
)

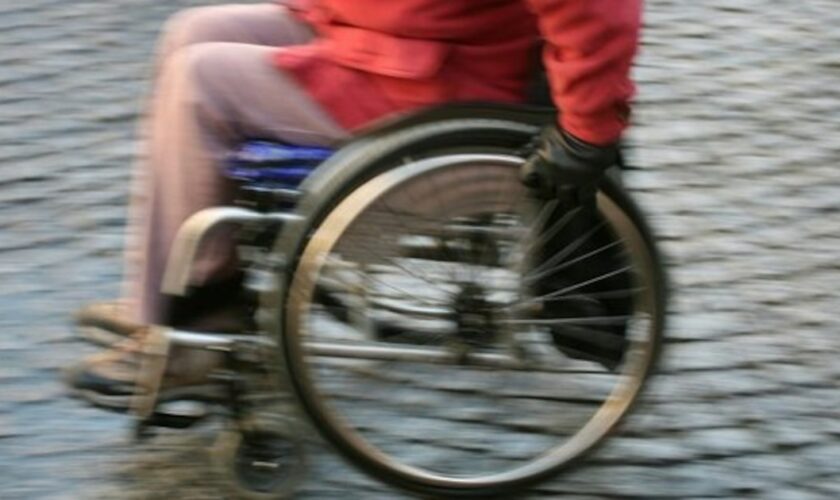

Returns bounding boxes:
[66,0,641,411]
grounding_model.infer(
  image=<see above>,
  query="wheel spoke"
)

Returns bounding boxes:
[511,265,633,308]
[523,238,625,285]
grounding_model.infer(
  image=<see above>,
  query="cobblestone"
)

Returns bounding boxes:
[2,0,840,498]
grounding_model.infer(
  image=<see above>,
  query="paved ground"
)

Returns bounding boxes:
[1,0,839,498]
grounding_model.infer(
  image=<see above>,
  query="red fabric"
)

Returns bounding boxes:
[275,0,640,144]
[526,0,641,144]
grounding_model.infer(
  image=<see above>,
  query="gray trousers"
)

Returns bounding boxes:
[124,4,349,323]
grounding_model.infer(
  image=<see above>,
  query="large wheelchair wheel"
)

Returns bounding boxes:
[262,113,667,497]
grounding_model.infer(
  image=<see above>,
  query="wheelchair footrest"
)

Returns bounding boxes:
[144,401,210,428]
[133,400,211,441]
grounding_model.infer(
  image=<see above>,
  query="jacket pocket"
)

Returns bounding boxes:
[321,25,450,79]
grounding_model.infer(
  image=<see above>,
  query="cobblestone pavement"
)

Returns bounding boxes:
[2,0,839,498]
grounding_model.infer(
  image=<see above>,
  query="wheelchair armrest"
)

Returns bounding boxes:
[161,207,300,296]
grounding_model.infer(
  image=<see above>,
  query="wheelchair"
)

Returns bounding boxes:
[131,103,667,498]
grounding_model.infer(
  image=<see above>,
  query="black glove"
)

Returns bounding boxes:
[520,127,630,370]
[520,126,618,202]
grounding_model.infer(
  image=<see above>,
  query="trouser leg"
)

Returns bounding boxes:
[126,20,347,323]
[125,4,318,323]
[155,4,315,63]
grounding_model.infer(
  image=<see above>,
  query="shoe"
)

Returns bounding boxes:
[166,273,257,335]
[528,197,633,371]
[75,275,254,346]
[75,300,141,346]
[64,327,225,413]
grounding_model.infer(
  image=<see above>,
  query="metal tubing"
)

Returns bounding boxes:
[160,207,299,296]
[304,342,521,369]
[303,342,611,374]
[162,328,607,375]
[164,328,275,350]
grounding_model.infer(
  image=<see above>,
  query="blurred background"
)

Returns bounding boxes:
[1,0,839,498]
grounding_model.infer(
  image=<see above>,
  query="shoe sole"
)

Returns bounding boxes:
[78,326,130,347]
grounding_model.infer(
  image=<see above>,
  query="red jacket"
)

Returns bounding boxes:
[276,0,640,145]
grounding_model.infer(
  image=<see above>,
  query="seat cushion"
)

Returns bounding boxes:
[224,141,335,187]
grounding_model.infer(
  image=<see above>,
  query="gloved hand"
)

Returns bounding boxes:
[520,126,619,202]
[519,126,630,370]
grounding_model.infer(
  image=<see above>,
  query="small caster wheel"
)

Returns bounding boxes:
[213,419,307,499]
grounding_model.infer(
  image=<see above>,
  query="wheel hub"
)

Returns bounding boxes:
[453,283,498,347]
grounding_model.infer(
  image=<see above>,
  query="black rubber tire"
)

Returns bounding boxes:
[260,115,668,498]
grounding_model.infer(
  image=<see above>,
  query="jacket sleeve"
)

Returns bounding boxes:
[524,0,642,145]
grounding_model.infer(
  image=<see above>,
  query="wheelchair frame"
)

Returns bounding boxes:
[130,104,666,498]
